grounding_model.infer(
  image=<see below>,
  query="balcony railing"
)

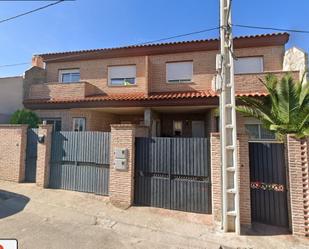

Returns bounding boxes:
[28,81,99,100]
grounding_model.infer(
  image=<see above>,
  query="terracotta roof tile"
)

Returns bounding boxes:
[24,90,268,105]
[37,33,288,58]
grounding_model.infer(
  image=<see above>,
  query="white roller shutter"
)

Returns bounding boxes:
[166,61,193,82]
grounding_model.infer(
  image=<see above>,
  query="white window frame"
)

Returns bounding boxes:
[58,69,80,83]
[166,61,193,83]
[108,65,136,86]
[234,57,264,74]
[72,117,86,132]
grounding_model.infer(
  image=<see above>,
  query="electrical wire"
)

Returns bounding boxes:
[233,24,309,34]
[0,0,65,25]
[1,23,309,68]
[136,27,220,45]
[0,62,30,68]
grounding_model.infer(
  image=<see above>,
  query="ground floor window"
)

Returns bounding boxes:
[173,120,183,136]
[42,118,62,132]
[245,123,275,140]
[73,117,86,132]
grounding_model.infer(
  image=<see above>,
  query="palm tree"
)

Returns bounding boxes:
[236,74,309,140]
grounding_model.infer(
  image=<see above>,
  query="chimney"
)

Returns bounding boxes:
[32,55,44,68]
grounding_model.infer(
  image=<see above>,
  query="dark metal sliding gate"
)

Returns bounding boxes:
[134,137,211,214]
[249,142,289,227]
[25,128,38,182]
[49,132,110,195]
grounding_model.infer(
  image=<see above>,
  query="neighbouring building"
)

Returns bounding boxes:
[11,32,308,236]
[0,76,23,123]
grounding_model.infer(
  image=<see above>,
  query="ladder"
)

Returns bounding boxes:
[216,0,240,234]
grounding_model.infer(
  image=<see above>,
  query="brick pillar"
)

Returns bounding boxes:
[287,135,309,236]
[210,133,251,230]
[36,124,52,188]
[210,133,222,225]
[237,134,251,228]
[109,124,136,209]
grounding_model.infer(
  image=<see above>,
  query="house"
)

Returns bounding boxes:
[16,33,309,236]
[23,33,298,139]
[0,76,23,123]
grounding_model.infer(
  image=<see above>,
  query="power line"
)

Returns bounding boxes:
[233,24,309,34]
[136,27,220,45]
[0,62,29,68]
[0,0,65,25]
[1,23,309,68]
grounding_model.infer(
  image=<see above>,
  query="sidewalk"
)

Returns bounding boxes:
[0,180,308,249]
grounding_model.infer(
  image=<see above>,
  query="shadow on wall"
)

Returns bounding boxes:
[0,190,30,219]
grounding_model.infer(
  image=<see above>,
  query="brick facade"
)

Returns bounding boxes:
[0,125,27,182]
[24,44,289,101]
[46,56,148,96]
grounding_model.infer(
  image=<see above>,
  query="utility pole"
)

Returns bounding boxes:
[216,0,240,234]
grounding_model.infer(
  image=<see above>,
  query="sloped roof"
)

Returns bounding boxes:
[37,33,289,62]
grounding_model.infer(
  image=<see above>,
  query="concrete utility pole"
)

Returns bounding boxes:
[216,0,240,234]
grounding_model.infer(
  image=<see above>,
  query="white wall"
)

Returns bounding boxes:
[0,76,24,123]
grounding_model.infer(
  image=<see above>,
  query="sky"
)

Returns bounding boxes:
[0,0,308,77]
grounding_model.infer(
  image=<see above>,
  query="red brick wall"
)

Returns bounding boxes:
[109,124,136,208]
[24,45,286,101]
[286,135,309,236]
[0,125,27,182]
[36,125,53,188]
[238,134,251,225]
[46,56,148,95]
[210,133,222,224]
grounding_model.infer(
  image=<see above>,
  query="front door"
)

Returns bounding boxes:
[192,121,205,137]
[249,142,289,227]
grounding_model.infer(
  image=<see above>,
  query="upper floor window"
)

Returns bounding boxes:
[166,61,193,83]
[234,57,263,74]
[59,69,80,83]
[73,117,86,132]
[108,65,136,86]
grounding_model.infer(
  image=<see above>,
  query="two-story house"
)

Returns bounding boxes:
[16,33,309,236]
[23,33,297,140]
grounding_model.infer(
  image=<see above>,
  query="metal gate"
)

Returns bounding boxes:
[49,132,110,195]
[134,137,211,214]
[25,128,38,182]
[249,142,289,227]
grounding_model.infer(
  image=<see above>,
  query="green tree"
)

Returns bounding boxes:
[10,109,40,128]
[236,74,309,140]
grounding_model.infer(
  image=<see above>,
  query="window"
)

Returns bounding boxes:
[234,57,263,74]
[73,118,86,132]
[42,118,62,132]
[59,69,80,83]
[173,121,183,137]
[166,61,193,83]
[245,124,275,140]
[108,65,136,86]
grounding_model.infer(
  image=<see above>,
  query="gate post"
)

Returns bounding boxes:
[237,134,251,229]
[286,135,309,236]
[109,124,136,209]
[210,133,222,226]
[210,133,251,231]
[36,124,53,188]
